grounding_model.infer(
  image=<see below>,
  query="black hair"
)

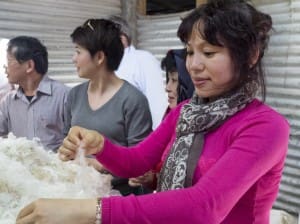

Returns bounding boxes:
[7,36,48,75]
[70,18,124,71]
[177,0,272,100]
[161,50,178,80]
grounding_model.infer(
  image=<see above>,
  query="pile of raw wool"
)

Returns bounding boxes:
[0,134,112,224]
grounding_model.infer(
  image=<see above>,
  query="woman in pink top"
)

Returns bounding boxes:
[17,0,290,224]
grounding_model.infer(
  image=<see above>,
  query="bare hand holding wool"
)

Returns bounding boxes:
[0,134,112,224]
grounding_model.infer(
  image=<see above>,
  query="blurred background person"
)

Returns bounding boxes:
[109,15,168,130]
[162,49,194,115]
[0,36,69,151]
[128,48,194,190]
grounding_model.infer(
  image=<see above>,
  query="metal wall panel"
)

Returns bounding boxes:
[137,0,300,214]
[137,12,186,61]
[0,0,121,86]
[254,0,300,214]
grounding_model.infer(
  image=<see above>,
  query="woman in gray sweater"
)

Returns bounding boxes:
[64,18,153,195]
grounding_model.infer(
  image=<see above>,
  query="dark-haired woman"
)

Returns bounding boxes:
[17,1,289,224]
[63,19,152,196]
[128,48,194,190]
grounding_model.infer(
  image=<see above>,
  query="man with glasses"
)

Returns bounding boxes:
[0,36,69,151]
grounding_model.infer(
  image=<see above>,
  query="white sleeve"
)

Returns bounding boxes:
[137,52,168,129]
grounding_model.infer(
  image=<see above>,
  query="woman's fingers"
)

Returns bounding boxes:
[128,178,142,187]
[58,137,78,160]
[59,126,104,161]
[81,129,104,155]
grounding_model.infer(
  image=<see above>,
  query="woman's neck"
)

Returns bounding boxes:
[87,72,124,111]
[88,71,121,94]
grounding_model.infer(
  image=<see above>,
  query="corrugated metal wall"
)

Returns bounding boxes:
[0,0,121,86]
[137,12,185,61]
[255,0,300,214]
[137,0,300,214]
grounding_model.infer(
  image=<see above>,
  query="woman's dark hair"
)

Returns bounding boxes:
[177,0,272,100]
[7,36,48,75]
[71,19,124,71]
[161,50,178,80]
[161,49,194,103]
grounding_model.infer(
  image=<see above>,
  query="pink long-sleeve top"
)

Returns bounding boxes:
[96,99,290,224]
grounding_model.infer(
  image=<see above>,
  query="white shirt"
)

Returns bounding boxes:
[116,45,167,129]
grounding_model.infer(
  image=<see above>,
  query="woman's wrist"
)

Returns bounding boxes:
[96,134,105,154]
[95,197,102,224]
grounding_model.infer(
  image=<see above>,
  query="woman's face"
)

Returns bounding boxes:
[72,44,97,79]
[165,71,178,109]
[186,28,237,99]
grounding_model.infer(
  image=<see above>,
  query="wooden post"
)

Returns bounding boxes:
[121,0,139,46]
[137,0,147,15]
[196,0,207,7]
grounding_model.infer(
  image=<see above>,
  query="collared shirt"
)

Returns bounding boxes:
[115,45,168,130]
[0,75,69,151]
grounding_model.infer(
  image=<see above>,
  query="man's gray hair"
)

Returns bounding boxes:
[109,15,132,45]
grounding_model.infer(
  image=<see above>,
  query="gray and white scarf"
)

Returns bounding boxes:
[157,82,257,192]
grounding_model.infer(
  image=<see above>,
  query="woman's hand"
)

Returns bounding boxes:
[59,126,104,161]
[128,171,155,188]
[16,198,97,224]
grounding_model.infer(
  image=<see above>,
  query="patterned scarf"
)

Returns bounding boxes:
[157,82,257,191]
